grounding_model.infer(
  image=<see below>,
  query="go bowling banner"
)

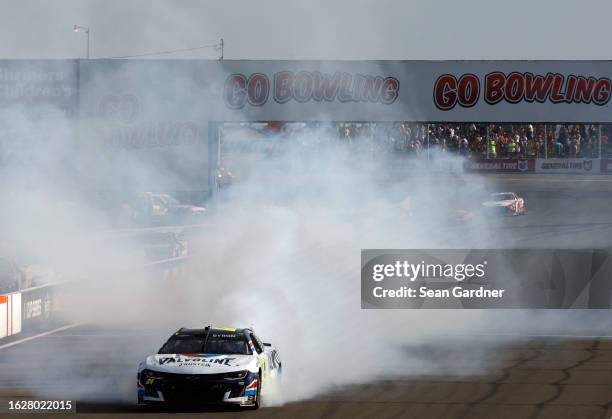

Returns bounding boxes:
[214,61,612,122]
[76,60,612,123]
[0,59,610,122]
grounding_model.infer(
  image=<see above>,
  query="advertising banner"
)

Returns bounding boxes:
[214,60,612,123]
[463,158,534,173]
[20,285,57,329]
[0,60,610,123]
[0,60,78,118]
[76,59,612,123]
[0,295,6,338]
[600,159,612,173]
[535,158,600,174]
[78,60,210,194]
[0,293,21,338]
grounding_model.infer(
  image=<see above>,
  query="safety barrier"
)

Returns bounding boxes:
[0,255,190,341]
[0,293,21,338]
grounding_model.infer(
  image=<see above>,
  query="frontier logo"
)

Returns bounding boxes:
[464,159,535,173]
[541,160,593,171]
[224,71,399,109]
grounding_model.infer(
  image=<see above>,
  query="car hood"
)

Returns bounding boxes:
[482,200,514,208]
[143,354,257,374]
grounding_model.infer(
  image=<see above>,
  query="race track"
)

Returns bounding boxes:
[3,327,612,419]
[2,173,612,419]
[474,173,612,247]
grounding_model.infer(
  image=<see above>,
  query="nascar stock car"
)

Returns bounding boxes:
[481,192,525,216]
[137,326,281,408]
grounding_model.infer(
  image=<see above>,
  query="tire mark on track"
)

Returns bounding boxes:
[451,345,544,418]
[530,339,603,419]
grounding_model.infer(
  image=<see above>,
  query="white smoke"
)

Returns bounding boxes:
[1,71,611,407]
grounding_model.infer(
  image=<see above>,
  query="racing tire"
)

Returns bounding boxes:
[137,393,145,408]
[137,403,153,412]
[254,372,262,410]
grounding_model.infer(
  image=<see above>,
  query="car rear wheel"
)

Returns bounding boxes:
[137,402,152,412]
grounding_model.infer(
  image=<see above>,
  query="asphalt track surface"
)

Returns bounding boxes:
[472,173,612,247]
[3,173,612,419]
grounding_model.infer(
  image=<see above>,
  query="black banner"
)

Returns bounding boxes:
[361,249,612,309]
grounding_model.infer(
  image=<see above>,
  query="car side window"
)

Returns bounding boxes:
[249,333,264,354]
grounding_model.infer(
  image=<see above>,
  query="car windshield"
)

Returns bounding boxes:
[158,332,251,355]
[492,193,514,201]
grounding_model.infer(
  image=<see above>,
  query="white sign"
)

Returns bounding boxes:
[535,158,601,174]
[77,60,612,123]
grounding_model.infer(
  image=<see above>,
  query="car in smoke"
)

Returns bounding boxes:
[138,231,188,261]
[481,192,525,216]
[129,192,206,226]
[137,326,281,409]
[216,167,235,189]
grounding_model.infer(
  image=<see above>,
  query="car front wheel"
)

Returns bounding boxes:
[254,372,262,409]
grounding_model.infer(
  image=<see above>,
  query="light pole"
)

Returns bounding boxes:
[218,38,224,60]
[73,25,90,59]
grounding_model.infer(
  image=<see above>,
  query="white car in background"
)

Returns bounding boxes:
[482,192,525,216]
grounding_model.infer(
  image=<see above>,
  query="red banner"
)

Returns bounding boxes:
[463,159,535,173]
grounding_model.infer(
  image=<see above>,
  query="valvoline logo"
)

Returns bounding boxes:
[158,355,236,366]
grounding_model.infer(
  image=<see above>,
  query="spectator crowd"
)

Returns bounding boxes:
[331,122,608,159]
[253,121,611,158]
